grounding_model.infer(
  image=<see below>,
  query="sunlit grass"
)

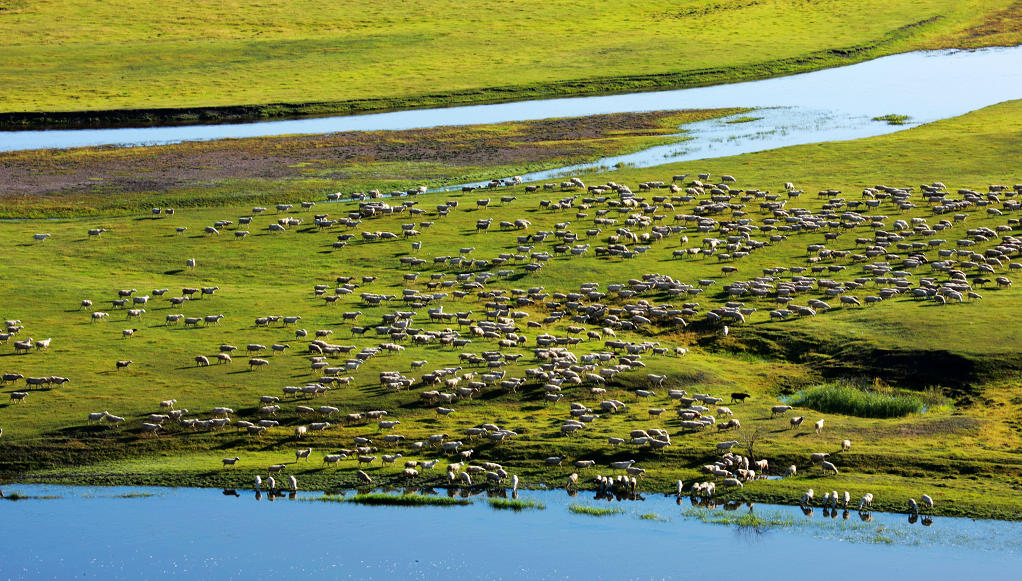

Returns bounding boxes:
[790,383,924,418]
[569,504,624,516]
[309,493,471,506]
[488,498,546,511]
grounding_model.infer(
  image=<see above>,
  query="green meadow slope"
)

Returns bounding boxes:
[0,101,1021,519]
[0,0,1019,125]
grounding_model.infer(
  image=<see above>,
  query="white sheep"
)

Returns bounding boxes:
[858,493,874,511]
[820,461,838,475]
[814,418,824,434]
[841,439,852,452]
[222,457,241,467]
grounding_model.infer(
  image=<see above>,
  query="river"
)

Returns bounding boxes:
[2,484,1020,580]
[1,46,1020,162]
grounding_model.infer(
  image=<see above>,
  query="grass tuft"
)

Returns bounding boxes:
[488,498,546,511]
[790,382,925,418]
[725,116,763,124]
[310,493,471,506]
[568,504,624,516]
[872,113,911,125]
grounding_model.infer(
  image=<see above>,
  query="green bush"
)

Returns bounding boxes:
[790,383,924,418]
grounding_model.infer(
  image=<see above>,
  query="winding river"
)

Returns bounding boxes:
[2,484,1020,579]
[1,46,1021,163]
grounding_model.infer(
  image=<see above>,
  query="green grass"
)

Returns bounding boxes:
[568,504,624,516]
[684,509,794,528]
[1,100,1022,521]
[725,116,763,124]
[872,114,912,125]
[488,498,546,511]
[310,493,471,506]
[0,0,1018,124]
[790,383,925,418]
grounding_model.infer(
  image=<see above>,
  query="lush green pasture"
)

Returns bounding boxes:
[1,101,1022,520]
[0,0,1018,124]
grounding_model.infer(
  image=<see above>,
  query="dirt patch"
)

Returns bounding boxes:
[0,110,718,199]
[924,2,1022,48]
[895,416,979,437]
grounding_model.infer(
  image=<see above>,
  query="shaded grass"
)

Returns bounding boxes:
[488,498,546,511]
[790,383,925,418]
[568,504,624,516]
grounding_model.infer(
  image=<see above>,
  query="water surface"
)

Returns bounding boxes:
[2,484,1020,580]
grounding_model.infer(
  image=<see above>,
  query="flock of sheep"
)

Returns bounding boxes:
[5,172,1017,517]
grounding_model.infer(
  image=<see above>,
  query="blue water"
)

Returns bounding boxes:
[2,485,1020,580]
[1,46,1021,156]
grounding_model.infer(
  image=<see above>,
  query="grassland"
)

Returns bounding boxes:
[1,101,1022,521]
[0,1,1019,126]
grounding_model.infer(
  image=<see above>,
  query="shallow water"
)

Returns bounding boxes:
[2,484,1020,580]
[1,46,1021,157]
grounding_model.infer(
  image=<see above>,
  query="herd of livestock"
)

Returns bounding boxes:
[4,172,1019,516]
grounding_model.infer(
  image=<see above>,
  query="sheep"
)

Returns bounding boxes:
[722,477,743,490]
[810,452,830,463]
[195,355,210,367]
[91,312,110,322]
[222,457,241,467]
[789,416,805,429]
[921,494,934,509]
[248,358,269,370]
[323,454,346,466]
[820,461,839,475]
[268,464,286,474]
[87,411,109,423]
[716,440,739,453]
[295,448,313,462]
[783,465,797,478]
[216,353,232,364]
[140,423,162,436]
[771,405,792,417]
[841,439,852,452]
[159,399,177,409]
[801,488,815,506]
[115,360,133,370]
[814,418,825,434]
[858,493,874,511]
